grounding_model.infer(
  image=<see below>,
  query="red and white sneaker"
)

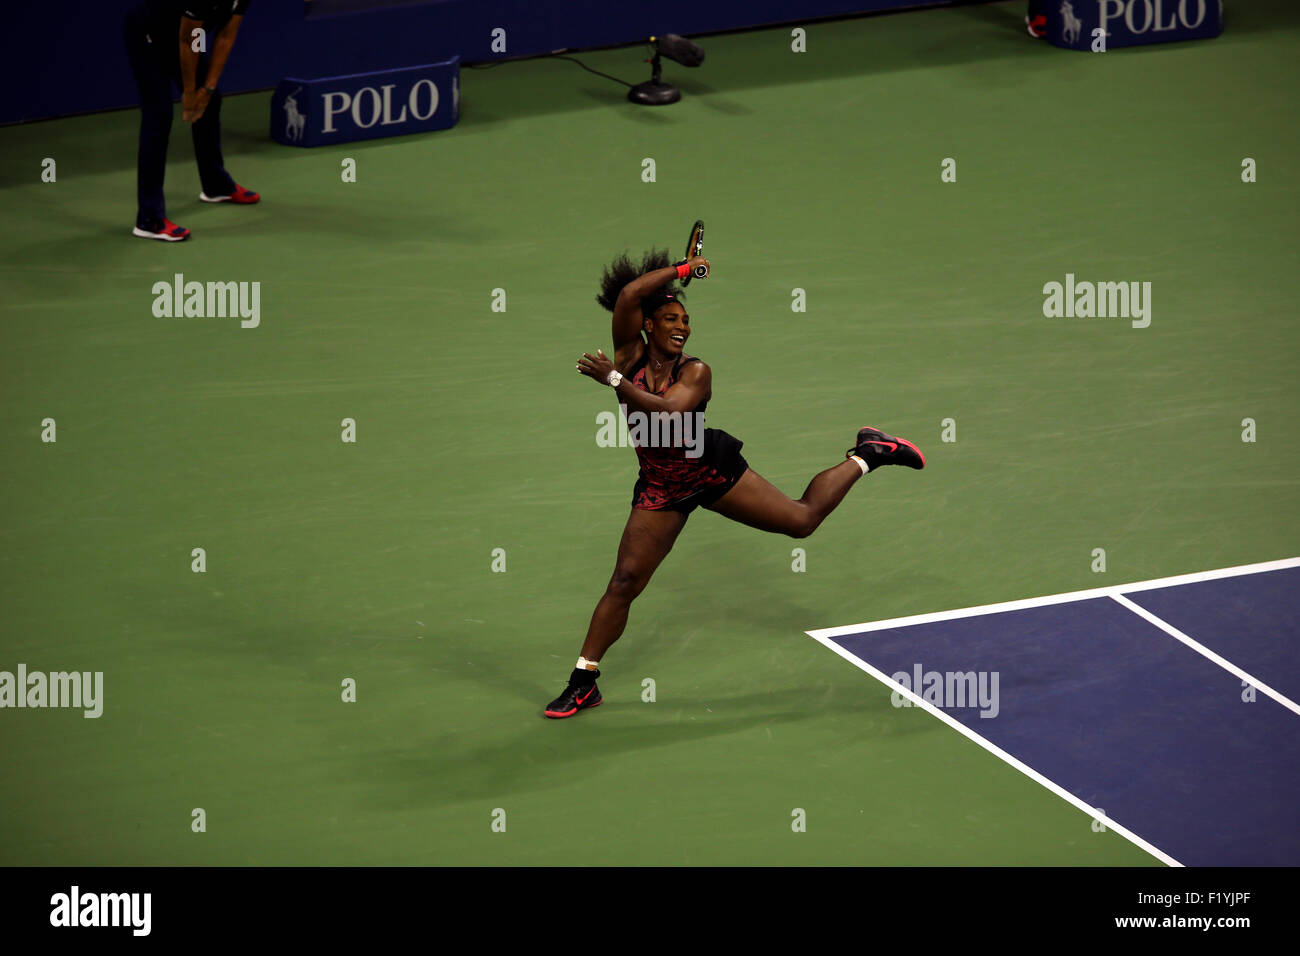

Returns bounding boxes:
[199,184,260,204]
[132,218,191,241]
[1026,14,1047,38]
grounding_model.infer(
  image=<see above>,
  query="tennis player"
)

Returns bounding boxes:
[545,249,925,718]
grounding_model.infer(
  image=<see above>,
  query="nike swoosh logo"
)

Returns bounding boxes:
[575,688,595,705]
[864,440,899,453]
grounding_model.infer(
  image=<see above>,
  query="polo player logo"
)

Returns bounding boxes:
[283,86,306,142]
[1060,0,1083,44]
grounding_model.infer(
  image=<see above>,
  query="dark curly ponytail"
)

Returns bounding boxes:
[595,247,686,315]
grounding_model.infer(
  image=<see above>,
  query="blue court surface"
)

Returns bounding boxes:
[806,559,1300,867]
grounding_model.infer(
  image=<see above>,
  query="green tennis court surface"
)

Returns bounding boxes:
[1,0,1296,865]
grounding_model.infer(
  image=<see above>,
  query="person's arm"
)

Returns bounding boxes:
[202,15,243,90]
[610,256,708,367]
[179,16,204,121]
[577,351,711,416]
[184,14,245,122]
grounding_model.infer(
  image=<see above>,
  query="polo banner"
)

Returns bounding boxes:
[271,57,460,147]
[1046,0,1223,50]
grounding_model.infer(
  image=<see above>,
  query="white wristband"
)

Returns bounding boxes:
[606,370,623,388]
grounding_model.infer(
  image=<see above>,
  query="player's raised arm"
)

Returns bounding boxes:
[613,263,679,337]
[596,248,703,368]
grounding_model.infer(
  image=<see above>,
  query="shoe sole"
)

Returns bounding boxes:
[858,424,926,469]
[544,698,602,719]
[199,193,258,203]
[132,227,188,241]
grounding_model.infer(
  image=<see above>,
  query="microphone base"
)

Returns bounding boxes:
[627,81,681,106]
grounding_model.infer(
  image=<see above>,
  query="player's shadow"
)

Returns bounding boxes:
[363,576,948,807]
[119,564,944,813]
[362,682,933,807]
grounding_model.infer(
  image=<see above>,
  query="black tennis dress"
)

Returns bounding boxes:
[625,352,749,514]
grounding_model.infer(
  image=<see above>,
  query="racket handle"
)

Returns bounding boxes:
[692,264,708,279]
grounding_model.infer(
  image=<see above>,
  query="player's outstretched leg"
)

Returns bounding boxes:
[545,507,688,718]
[708,425,923,538]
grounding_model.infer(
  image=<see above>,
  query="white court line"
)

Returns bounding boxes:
[807,556,1300,640]
[1110,593,1300,717]
[803,556,1300,867]
[806,630,1184,867]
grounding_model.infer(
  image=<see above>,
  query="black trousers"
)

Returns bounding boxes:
[123,5,236,227]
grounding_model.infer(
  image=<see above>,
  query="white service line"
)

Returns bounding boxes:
[806,630,1183,867]
[1110,592,1300,717]
[806,556,1300,640]
[802,556,1300,866]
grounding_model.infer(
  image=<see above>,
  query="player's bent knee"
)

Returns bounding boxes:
[606,566,647,602]
[786,510,819,539]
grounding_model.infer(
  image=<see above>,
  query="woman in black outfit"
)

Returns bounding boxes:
[546,248,925,718]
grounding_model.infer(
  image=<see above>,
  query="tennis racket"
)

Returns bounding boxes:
[681,219,707,285]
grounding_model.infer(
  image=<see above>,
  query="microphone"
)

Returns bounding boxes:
[629,34,706,105]
[656,33,705,68]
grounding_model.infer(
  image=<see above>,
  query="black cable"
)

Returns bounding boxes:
[551,55,633,88]
[467,52,634,88]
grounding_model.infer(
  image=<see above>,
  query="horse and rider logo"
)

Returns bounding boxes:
[1060,0,1083,45]
[283,86,306,142]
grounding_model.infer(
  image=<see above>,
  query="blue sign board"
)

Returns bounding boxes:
[271,58,460,147]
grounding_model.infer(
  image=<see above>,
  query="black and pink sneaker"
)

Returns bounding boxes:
[199,184,260,204]
[847,426,925,470]
[132,218,191,241]
[544,669,602,719]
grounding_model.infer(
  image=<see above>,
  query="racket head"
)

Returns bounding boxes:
[682,219,705,285]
